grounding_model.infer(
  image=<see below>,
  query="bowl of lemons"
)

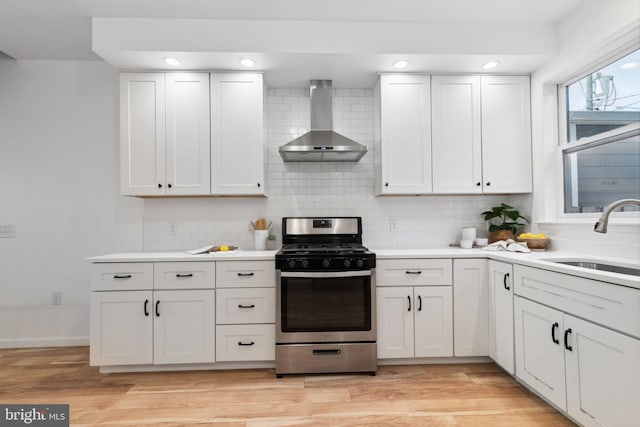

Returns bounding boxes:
[517,232,550,251]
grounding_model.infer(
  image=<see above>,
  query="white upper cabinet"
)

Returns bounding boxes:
[120,73,166,196]
[432,75,532,194]
[375,74,432,195]
[432,76,483,194]
[121,71,265,197]
[165,73,211,195]
[481,75,532,193]
[210,73,265,196]
[120,72,210,196]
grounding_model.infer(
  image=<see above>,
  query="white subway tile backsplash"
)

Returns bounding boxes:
[143,87,529,251]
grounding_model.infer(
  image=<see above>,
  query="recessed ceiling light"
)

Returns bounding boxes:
[482,60,499,70]
[393,60,409,69]
[240,58,256,67]
[163,57,181,66]
[621,61,639,70]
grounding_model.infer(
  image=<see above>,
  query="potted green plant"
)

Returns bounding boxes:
[481,203,528,243]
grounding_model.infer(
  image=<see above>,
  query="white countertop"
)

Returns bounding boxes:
[87,248,639,289]
[373,247,640,289]
[87,250,278,263]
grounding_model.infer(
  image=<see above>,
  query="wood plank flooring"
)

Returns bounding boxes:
[0,347,574,426]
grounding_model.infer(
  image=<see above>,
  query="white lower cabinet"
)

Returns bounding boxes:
[216,325,275,362]
[453,259,489,356]
[215,260,276,362]
[90,261,216,367]
[515,296,640,427]
[153,290,216,364]
[377,286,453,358]
[90,289,215,366]
[90,290,154,366]
[487,260,515,374]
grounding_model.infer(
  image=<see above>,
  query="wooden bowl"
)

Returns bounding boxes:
[517,238,550,251]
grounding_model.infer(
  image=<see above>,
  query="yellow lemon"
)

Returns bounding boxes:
[220,245,229,251]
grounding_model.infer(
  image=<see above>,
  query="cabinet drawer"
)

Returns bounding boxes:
[154,262,215,290]
[216,288,275,324]
[216,260,275,288]
[91,263,153,291]
[514,265,640,339]
[215,324,275,362]
[376,259,452,286]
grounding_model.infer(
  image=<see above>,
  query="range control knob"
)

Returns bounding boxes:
[288,259,297,269]
[356,259,364,268]
[343,259,351,268]
[301,259,309,268]
[322,259,331,268]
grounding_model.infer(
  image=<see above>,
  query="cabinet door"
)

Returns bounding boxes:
[90,291,153,366]
[376,287,414,359]
[120,73,166,196]
[165,73,211,195]
[515,296,566,410]
[453,259,489,356]
[488,260,515,374]
[210,73,265,195]
[414,286,453,357]
[432,76,482,194]
[378,74,432,194]
[564,315,640,427]
[153,290,215,364]
[481,76,532,193]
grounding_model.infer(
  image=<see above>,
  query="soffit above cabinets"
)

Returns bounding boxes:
[0,0,588,87]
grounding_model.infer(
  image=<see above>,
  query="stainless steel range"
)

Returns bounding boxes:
[275,217,377,377]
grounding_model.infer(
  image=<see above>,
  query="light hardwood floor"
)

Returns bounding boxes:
[0,347,574,426]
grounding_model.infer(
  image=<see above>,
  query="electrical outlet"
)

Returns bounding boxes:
[0,224,15,238]
[52,292,62,306]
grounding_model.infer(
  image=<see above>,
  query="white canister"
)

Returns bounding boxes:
[254,230,269,250]
[461,227,477,241]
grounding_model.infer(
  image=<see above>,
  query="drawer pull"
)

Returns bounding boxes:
[144,299,149,317]
[237,272,255,277]
[418,295,422,311]
[155,300,160,317]
[503,273,510,290]
[405,271,422,275]
[238,341,255,346]
[176,273,193,278]
[238,304,256,309]
[407,295,411,312]
[113,275,132,279]
[313,349,341,356]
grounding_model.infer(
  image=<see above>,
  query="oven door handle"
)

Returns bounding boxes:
[280,271,371,278]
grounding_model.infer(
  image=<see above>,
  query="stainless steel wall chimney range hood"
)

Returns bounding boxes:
[278,80,368,162]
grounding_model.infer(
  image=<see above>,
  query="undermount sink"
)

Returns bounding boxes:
[542,259,640,277]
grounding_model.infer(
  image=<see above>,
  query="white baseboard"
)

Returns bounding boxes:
[0,336,89,349]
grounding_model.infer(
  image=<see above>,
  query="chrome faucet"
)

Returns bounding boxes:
[594,199,640,233]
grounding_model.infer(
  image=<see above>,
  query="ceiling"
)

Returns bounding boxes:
[0,0,586,87]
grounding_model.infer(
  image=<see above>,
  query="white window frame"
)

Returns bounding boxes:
[556,44,640,220]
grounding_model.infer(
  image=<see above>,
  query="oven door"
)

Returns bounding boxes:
[276,270,376,344]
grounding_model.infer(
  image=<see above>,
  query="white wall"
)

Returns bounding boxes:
[0,59,143,348]
[530,0,640,260]
[143,88,530,251]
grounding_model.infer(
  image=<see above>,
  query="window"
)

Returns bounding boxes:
[559,48,640,214]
